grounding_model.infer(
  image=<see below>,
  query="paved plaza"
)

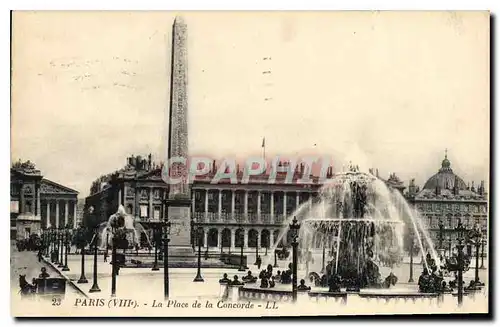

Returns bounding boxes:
[41,250,488,301]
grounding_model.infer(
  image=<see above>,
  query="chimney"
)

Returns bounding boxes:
[376,169,379,178]
[479,180,485,195]
[212,160,216,173]
[471,181,476,193]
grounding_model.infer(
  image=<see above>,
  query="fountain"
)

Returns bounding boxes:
[267,164,440,291]
[97,205,151,250]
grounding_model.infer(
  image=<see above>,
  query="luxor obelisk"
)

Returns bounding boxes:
[163,16,195,261]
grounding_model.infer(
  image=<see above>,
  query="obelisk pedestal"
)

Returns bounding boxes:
[165,197,195,262]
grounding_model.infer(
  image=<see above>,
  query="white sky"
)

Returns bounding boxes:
[11,11,490,196]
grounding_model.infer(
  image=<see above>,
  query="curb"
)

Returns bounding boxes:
[41,256,88,298]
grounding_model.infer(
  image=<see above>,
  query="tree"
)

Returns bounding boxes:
[72,225,89,250]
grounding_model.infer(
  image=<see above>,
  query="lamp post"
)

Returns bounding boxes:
[77,225,88,284]
[321,237,326,274]
[48,229,53,257]
[58,229,64,268]
[163,220,171,300]
[289,216,300,303]
[89,226,101,293]
[480,238,486,269]
[193,226,204,282]
[152,224,159,271]
[455,218,466,306]
[469,225,482,286]
[62,226,70,271]
[238,227,246,272]
[438,219,444,253]
[448,235,453,258]
[50,229,56,263]
[273,249,278,268]
[254,238,259,266]
[408,230,414,283]
[56,229,62,265]
[111,228,117,297]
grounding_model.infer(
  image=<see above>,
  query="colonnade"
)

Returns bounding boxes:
[193,189,318,224]
[43,199,78,229]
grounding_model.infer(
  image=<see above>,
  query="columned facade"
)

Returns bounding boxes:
[191,183,321,252]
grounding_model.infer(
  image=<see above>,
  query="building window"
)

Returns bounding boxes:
[10,200,19,213]
[153,207,160,220]
[25,201,32,213]
[140,205,148,218]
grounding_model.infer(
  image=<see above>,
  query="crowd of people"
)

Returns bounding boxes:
[219,263,313,291]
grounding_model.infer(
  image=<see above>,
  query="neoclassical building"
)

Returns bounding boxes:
[84,154,168,235]
[11,160,79,240]
[406,152,488,257]
[190,162,324,252]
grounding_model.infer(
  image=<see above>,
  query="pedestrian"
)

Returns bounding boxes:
[104,252,108,262]
[37,248,42,262]
[256,255,262,270]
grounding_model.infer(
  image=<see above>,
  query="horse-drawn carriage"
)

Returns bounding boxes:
[18,268,66,301]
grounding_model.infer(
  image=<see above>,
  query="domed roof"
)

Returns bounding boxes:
[423,151,467,191]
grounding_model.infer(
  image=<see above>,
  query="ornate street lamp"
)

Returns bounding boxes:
[480,238,486,269]
[77,225,88,284]
[321,237,326,274]
[238,226,246,272]
[468,225,483,286]
[273,249,279,268]
[163,220,171,300]
[289,216,300,303]
[447,235,453,258]
[46,230,51,257]
[89,225,101,293]
[253,238,259,266]
[108,208,126,297]
[455,218,466,306]
[152,224,160,271]
[408,229,415,283]
[193,225,204,282]
[62,225,70,271]
[111,226,117,297]
[50,228,56,263]
[438,219,444,252]
[58,229,64,268]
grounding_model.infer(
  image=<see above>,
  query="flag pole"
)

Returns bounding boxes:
[262,137,266,160]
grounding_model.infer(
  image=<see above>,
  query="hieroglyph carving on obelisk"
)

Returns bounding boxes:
[167,16,189,198]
